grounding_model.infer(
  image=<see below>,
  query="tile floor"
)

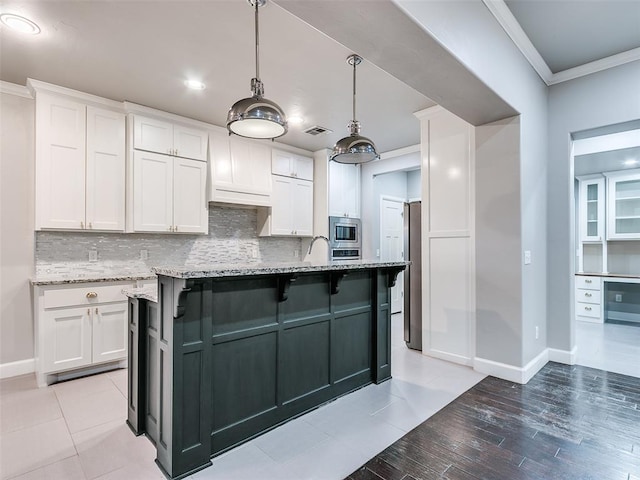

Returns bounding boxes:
[575,319,640,378]
[0,314,486,480]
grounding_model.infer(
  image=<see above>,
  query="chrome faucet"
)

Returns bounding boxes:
[307,235,329,255]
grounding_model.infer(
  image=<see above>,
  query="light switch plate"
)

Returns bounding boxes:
[524,250,531,265]
[89,249,98,262]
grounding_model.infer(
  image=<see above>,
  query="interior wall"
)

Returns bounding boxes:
[371,172,408,258]
[407,170,421,200]
[0,91,35,365]
[547,60,640,353]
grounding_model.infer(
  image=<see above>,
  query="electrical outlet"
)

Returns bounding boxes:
[535,326,539,340]
[615,294,622,302]
[251,246,258,259]
[376,249,380,257]
[88,249,98,262]
[140,249,149,260]
[524,250,532,265]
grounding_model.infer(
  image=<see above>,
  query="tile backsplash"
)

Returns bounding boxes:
[35,205,303,276]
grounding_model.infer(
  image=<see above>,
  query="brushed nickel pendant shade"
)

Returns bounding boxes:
[227,0,287,140]
[330,54,379,164]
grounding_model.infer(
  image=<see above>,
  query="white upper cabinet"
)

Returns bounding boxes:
[263,175,313,237]
[209,131,272,206]
[35,93,125,231]
[272,149,314,181]
[133,115,207,161]
[132,151,207,234]
[606,170,640,240]
[329,161,361,218]
[577,175,605,242]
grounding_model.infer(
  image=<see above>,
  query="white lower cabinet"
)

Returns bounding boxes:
[34,281,135,386]
[575,275,603,323]
[260,175,313,236]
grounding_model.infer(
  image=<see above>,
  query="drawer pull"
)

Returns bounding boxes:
[585,293,592,297]
[585,306,592,311]
[585,279,592,284]
[86,292,98,299]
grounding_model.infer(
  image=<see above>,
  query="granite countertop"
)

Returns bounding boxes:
[122,284,158,303]
[152,260,409,279]
[576,272,640,279]
[31,271,157,286]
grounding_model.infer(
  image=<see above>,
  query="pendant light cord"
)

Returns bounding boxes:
[255,1,260,82]
[352,57,357,122]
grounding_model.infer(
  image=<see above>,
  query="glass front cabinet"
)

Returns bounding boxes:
[606,170,640,240]
[578,175,605,242]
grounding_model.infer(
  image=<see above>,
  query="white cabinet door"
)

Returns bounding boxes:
[329,162,360,218]
[173,158,208,233]
[272,149,295,177]
[133,151,174,232]
[86,106,126,231]
[42,306,92,373]
[231,138,272,194]
[210,130,234,186]
[36,94,86,230]
[293,180,313,236]
[133,115,173,155]
[578,177,605,242]
[92,302,128,364]
[607,172,640,240]
[173,124,208,161]
[271,176,294,235]
[295,155,314,181]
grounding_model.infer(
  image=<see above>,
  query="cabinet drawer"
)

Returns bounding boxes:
[575,276,601,290]
[575,301,600,318]
[575,288,601,304]
[44,284,129,309]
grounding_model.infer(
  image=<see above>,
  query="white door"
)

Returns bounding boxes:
[381,198,404,313]
[92,302,128,364]
[173,158,208,233]
[42,306,92,373]
[85,106,126,231]
[293,179,314,236]
[173,124,208,161]
[271,175,294,235]
[133,115,173,155]
[133,151,173,232]
[36,94,86,230]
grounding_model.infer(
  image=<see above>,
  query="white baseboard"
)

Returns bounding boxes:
[548,346,578,365]
[474,348,549,384]
[0,358,35,379]
[424,348,474,367]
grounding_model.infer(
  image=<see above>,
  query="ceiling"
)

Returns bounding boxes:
[1,1,637,154]
[575,146,640,177]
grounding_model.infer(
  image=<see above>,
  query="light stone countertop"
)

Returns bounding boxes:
[31,271,156,286]
[122,284,158,303]
[152,260,409,279]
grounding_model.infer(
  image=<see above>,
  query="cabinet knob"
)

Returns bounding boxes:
[585,279,592,283]
[80,221,84,229]
[95,308,99,314]
[585,306,592,311]
[174,226,178,232]
[86,292,98,299]
[89,222,92,229]
[585,293,592,297]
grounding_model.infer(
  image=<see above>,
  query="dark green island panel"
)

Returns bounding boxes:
[127,261,406,480]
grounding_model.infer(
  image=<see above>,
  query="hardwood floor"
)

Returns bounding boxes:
[347,362,640,480]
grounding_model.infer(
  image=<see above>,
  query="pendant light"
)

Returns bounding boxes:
[330,54,379,164]
[227,0,287,140]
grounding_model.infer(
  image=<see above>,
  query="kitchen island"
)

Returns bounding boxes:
[126,260,406,479]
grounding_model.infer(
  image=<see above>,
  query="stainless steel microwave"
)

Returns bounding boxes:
[329,216,362,249]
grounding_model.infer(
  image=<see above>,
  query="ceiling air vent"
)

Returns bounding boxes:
[304,125,333,136]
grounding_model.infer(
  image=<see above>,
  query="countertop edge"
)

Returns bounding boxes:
[31,273,157,286]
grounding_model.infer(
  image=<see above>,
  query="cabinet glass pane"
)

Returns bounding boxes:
[586,202,598,222]
[586,221,598,237]
[616,198,640,218]
[616,218,640,234]
[615,179,640,199]
[586,184,598,201]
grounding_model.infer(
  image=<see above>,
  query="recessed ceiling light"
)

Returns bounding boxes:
[624,159,638,166]
[184,79,206,90]
[0,13,40,35]
[288,116,304,126]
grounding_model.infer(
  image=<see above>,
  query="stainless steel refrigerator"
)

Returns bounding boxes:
[403,201,422,351]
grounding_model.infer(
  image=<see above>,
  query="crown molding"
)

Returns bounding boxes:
[379,144,420,160]
[483,0,640,86]
[0,80,32,99]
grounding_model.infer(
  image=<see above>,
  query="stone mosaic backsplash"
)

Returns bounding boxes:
[35,205,303,276]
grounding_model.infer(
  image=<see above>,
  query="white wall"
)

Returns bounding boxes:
[407,170,421,200]
[1,90,35,366]
[397,0,549,369]
[547,60,640,353]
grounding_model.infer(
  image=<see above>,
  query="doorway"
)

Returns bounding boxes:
[380,197,404,313]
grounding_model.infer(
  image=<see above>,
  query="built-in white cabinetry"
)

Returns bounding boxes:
[329,161,360,218]
[605,170,640,240]
[33,281,143,386]
[577,175,605,242]
[574,275,603,323]
[132,151,207,233]
[209,131,272,206]
[34,91,125,231]
[133,115,207,161]
[272,149,314,181]
[267,175,314,236]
